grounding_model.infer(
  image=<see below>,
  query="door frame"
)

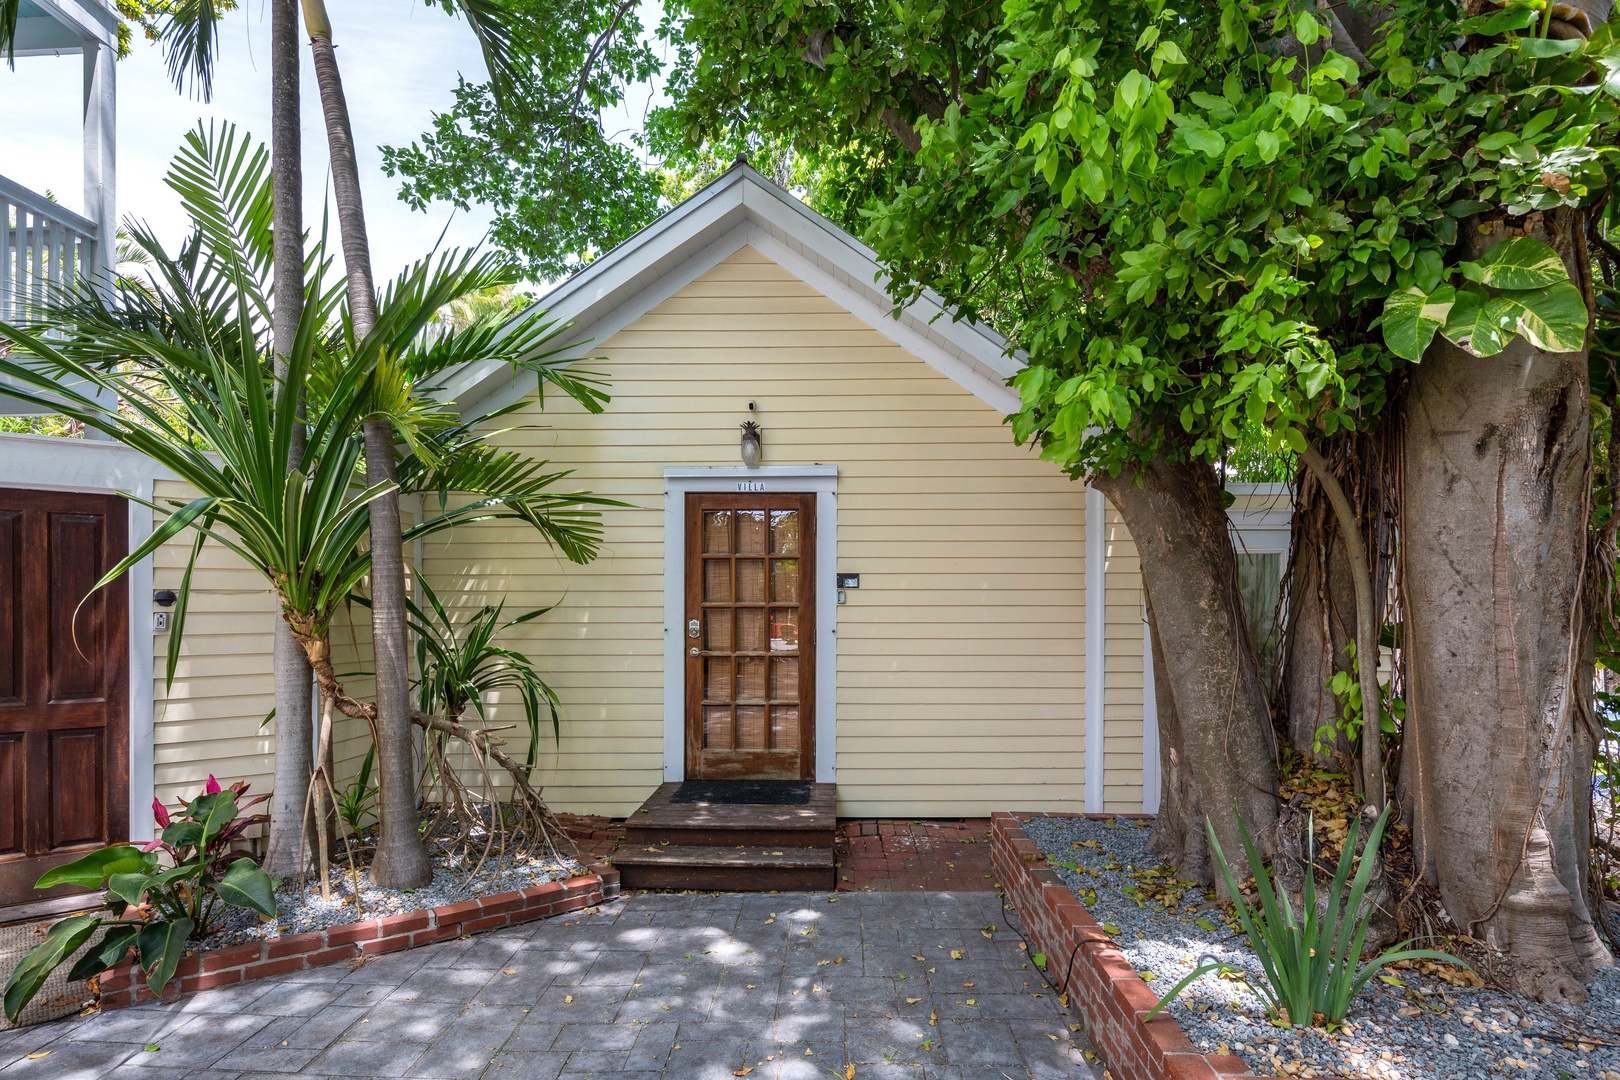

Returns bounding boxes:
[0,433,162,846]
[663,466,837,784]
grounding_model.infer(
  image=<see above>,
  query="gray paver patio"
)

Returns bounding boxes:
[0,892,1104,1079]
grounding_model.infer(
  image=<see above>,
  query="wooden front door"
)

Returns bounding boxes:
[685,493,815,780]
[0,488,129,911]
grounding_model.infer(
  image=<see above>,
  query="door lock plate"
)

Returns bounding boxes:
[687,618,701,639]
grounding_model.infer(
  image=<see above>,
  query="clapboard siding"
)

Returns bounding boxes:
[421,246,1091,817]
[150,480,278,811]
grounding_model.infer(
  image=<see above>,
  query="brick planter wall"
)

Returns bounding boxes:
[96,862,619,1010]
[991,813,1275,1080]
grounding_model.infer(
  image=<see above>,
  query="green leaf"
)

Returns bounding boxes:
[161,820,206,851]
[1518,37,1581,59]
[1293,11,1321,45]
[1183,128,1225,157]
[35,846,152,889]
[107,872,156,911]
[1256,131,1280,163]
[137,918,195,997]
[3,915,100,1022]
[1031,952,1048,970]
[1464,238,1570,291]
[1507,281,1588,352]
[185,791,239,845]
[1381,285,1455,361]
[67,925,140,983]
[215,860,278,917]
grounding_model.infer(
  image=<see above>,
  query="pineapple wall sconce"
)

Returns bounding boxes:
[740,419,763,466]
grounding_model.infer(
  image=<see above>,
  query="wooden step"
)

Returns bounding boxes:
[614,844,835,892]
[623,782,836,850]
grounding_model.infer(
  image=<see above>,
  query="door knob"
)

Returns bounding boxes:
[687,618,701,639]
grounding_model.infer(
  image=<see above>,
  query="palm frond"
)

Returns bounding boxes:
[1,0,17,69]
[427,0,533,106]
[158,0,226,102]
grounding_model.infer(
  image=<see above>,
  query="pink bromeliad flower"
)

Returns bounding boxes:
[152,797,171,828]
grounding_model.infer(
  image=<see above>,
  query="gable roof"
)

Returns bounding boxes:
[442,162,1024,417]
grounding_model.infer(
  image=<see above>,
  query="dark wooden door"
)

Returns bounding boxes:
[0,488,129,911]
[685,493,815,780]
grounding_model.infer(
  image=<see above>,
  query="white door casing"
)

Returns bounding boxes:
[662,466,837,783]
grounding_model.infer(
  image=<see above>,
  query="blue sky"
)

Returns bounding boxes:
[1,1,506,282]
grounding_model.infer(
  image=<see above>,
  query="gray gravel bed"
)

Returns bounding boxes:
[1022,814,1620,1080]
[201,820,585,950]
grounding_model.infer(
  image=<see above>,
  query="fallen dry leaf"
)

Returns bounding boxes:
[26,1052,51,1060]
[929,1011,938,1027]
[949,950,964,960]
[733,1069,752,1076]
[502,968,516,975]
[906,997,922,1004]
[563,995,574,1004]
[846,1065,856,1079]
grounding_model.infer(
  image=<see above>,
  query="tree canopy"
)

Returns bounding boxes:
[658,0,1611,480]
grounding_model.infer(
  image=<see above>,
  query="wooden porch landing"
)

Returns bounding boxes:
[614,782,836,891]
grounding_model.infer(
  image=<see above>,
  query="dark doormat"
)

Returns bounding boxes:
[671,780,813,806]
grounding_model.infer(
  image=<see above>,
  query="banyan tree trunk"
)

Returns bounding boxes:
[1280,474,1358,763]
[1093,455,1278,886]
[1401,208,1613,1002]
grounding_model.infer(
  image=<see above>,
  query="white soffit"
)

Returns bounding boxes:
[443,164,1025,418]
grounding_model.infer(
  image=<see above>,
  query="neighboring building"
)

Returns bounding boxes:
[0,156,1292,910]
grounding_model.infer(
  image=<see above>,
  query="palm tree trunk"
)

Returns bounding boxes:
[263,0,317,883]
[301,0,430,888]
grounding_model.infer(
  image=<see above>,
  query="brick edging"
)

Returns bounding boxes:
[96,861,620,1010]
[991,813,1273,1080]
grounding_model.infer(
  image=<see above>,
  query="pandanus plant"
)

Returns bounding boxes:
[0,123,614,895]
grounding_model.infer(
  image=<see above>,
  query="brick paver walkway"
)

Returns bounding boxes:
[834,821,994,892]
[0,892,1101,1080]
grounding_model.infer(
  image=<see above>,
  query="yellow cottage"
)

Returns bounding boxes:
[0,164,1291,905]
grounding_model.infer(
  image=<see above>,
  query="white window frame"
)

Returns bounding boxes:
[0,434,164,841]
[661,465,838,783]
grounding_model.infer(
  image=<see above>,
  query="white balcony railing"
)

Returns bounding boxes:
[0,173,99,326]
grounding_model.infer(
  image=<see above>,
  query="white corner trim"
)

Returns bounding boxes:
[1141,606,1161,815]
[1084,485,1105,813]
[0,434,163,841]
[126,489,155,841]
[661,466,838,784]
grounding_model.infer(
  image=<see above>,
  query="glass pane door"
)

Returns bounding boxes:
[686,493,815,779]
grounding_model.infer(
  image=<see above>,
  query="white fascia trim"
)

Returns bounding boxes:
[448,166,1025,419]
[661,465,838,784]
[1084,485,1105,813]
[0,434,163,840]
[17,0,118,50]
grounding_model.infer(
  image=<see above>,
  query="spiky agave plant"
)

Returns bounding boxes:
[1144,805,1469,1027]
